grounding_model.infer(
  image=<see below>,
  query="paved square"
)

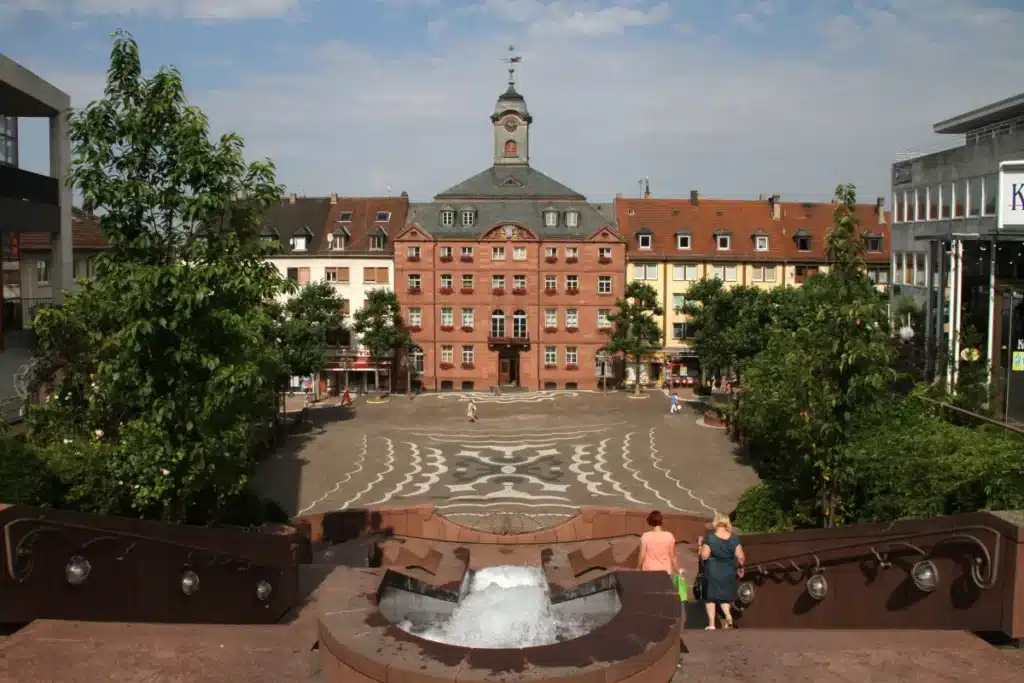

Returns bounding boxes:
[253,391,759,529]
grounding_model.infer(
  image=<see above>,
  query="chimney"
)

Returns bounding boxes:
[330,193,337,204]
[758,193,765,201]
[289,193,296,204]
[769,193,781,220]
[690,190,699,206]
[643,178,651,199]
[401,191,409,198]
[876,196,885,223]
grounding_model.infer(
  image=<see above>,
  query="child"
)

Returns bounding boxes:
[467,399,478,423]
[669,392,680,414]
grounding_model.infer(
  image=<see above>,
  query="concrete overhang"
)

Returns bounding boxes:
[933,92,1024,135]
[0,54,70,117]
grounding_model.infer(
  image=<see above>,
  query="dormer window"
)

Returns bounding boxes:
[543,208,559,228]
[864,233,883,252]
[329,228,348,251]
[752,230,769,252]
[375,211,391,222]
[440,208,455,227]
[714,231,731,251]
[290,227,312,252]
[636,228,653,250]
[676,232,691,250]
[339,211,353,222]
[794,231,811,251]
[565,210,579,228]
[261,227,280,246]
[461,209,475,228]
[369,228,386,251]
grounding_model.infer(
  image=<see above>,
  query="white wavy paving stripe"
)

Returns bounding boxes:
[425,391,584,403]
[363,440,424,507]
[647,427,717,514]
[620,431,683,511]
[594,437,649,505]
[437,501,582,510]
[297,433,368,515]
[404,445,447,497]
[569,444,612,497]
[336,436,395,511]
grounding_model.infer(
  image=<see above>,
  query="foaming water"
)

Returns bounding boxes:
[400,565,587,648]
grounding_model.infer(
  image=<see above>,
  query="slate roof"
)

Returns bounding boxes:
[434,165,586,201]
[18,207,108,251]
[260,195,409,256]
[615,196,891,264]
[408,199,613,239]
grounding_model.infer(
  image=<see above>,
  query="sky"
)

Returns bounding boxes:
[2,0,1023,205]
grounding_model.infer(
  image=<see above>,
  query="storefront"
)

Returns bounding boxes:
[623,351,701,388]
[324,349,391,395]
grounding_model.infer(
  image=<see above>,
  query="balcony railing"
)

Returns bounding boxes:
[0,165,58,206]
[487,334,530,346]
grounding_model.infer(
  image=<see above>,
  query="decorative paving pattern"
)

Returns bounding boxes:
[424,390,581,403]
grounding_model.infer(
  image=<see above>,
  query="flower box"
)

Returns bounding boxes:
[543,326,557,333]
[409,325,422,333]
[598,257,612,264]
[440,325,455,332]
[461,363,475,370]
[491,288,506,295]
[566,325,579,332]
[460,326,474,332]
[543,363,556,369]
[566,287,579,295]
[439,362,454,370]
[598,325,612,331]
[407,255,421,262]
[544,256,557,264]
[566,257,579,264]
[440,255,453,262]
[460,255,473,263]
[565,364,579,371]
[440,287,454,295]
[407,287,422,294]
[460,287,474,294]
[544,288,557,296]
[512,288,527,295]
[598,290,613,296]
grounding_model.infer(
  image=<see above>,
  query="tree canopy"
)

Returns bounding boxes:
[351,289,409,395]
[605,281,664,393]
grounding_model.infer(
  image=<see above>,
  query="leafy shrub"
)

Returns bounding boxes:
[732,483,796,533]
[0,435,62,507]
[693,384,712,396]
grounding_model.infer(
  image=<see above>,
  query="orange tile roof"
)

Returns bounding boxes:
[615,196,891,264]
[17,208,108,252]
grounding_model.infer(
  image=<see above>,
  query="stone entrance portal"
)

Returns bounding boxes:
[498,347,520,386]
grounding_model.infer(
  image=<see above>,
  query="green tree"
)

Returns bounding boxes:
[276,280,347,386]
[26,31,287,523]
[605,281,664,394]
[351,289,410,397]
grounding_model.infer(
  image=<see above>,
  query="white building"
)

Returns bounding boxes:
[262,193,407,394]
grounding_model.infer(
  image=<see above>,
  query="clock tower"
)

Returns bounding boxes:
[491,47,531,166]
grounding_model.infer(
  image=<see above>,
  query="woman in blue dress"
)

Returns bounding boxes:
[698,513,746,629]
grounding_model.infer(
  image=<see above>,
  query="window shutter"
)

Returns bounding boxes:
[298,267,311,285]
[339,267,349,282]
[376,267,389,284]
[363,267,375,283]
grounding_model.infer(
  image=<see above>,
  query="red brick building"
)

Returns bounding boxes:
[395,80,624,391]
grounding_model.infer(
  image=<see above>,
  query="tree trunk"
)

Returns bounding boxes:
[406,351,412,396]
[633,357,642,395]
[374,364,381,398]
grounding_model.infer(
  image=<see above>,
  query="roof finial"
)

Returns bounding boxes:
[502,44,521,88]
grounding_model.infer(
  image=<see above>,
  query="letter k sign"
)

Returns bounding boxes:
[1014,183,1024,211]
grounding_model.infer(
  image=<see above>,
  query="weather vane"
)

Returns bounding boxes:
[501,45,522,87]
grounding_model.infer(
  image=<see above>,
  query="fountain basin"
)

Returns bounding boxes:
[318,567,681,683]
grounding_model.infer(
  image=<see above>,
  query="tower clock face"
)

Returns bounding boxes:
[504,118,519,133]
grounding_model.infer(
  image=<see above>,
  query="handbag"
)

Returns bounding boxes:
[693,560,708,602]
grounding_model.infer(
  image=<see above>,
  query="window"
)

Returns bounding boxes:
[565,247,579,259]
[903,253,913,285]
[329,232,347,250]
[750,265,777,282]
[72,258,80,280]
[406,246,420,259]
[369,233,385,250]
[894,192,904,223]
[375,211,391,222]
[914,252,926,287]
[673,264,698,281]
[37,259,50,284]
[513,274,526,290]
[545,247,557,259]
[462,345,474,365]
[325,267,350,283]
[460,246,473,258]
[939,183,951,219]
[893,253,903,285]
[633,263,658,281]
[796,234,811,251]
[598,309,611,327]
[953,179,966,218]
[754,235,769,251]
[637,233,652,249]
[566,275,579,291]
[672,323,691,340]
[441,345,454,363]
[287,267,310,284]
[928,185,939,220]
[544,308,557,328]
[676,233,691,250]
[982,174,998,215]
[504,140,517,157]
[410,347,424,373]
[286,267,298,281]
[716,233,731,250]
[513,246,527,261]
[440,246,453,259]
[868,268,890,285]
[492,274,506,289]
[492,246,505,260]
[915,189,925,221]
[565,309,579,328]
[363,267,389,284]
[512,310,527,338]
[491,309,506,337]
[545,274,557,290]
[598,247,612,261]
[544,210,558,227]
[671,294,686,311]
[407,274,421,290]
[565,346,578,366]
[712,265,737,282]
[565,211,579,228]
[292,234,308,251]
[598,275,612,294]
[544,346,557,365]
[408,308,422,327]
[441,308,454,327]
[461,274,474,289]
[967,178,980,216]
[461,308,474,328]
[461,210,475,227]
[339,211,353,222]
[441,274,453,289]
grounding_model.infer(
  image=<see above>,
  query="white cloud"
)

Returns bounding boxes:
[16,1,1024,206]
[0,0,301,20]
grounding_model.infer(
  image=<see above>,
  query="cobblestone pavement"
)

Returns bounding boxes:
[252,391,759,527]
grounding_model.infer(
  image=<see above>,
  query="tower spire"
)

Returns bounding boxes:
[501,45,522,89]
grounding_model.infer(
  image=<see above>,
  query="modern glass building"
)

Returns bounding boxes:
[889,93,1024,423]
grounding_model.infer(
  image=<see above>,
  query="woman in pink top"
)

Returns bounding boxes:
[637,510,681,577]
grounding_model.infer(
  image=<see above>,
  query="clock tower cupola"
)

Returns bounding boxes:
[491,45,531,166]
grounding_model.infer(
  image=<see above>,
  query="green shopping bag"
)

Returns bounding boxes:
[674,574,688,602]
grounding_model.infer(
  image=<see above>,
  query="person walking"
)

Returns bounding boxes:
[637,510,682,579]
[466,399,478,423]
[669,392,680,414]
[698,513,745,630]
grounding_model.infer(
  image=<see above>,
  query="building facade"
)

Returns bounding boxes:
[617,191,891,386]
[889,92,1024,423]
[262,194,409,394]
[395,79,625,392]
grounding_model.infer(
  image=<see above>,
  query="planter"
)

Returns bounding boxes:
[461,363,475,370]
[544,288,557,296]
[543,364,556,369]
[440,325,455,332]
[460,326,474,332]
[543,327,557,333]
[439,255,453,262]
[566,326,578,332]
[460,288,474,294]
[544,257,557,264]
[566,257,579,264]
[439,362,454,370]
[566,288,579,295]
[407,287,421,294]
[439,287,454,295]
[492,288,506,295]
[408,326,422,333]
[407,256,420,262]
[565,364,578,371]
[512,288,527,295]
[598,326,612,332]
[598,257,612,264]
[460,256,473,263]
